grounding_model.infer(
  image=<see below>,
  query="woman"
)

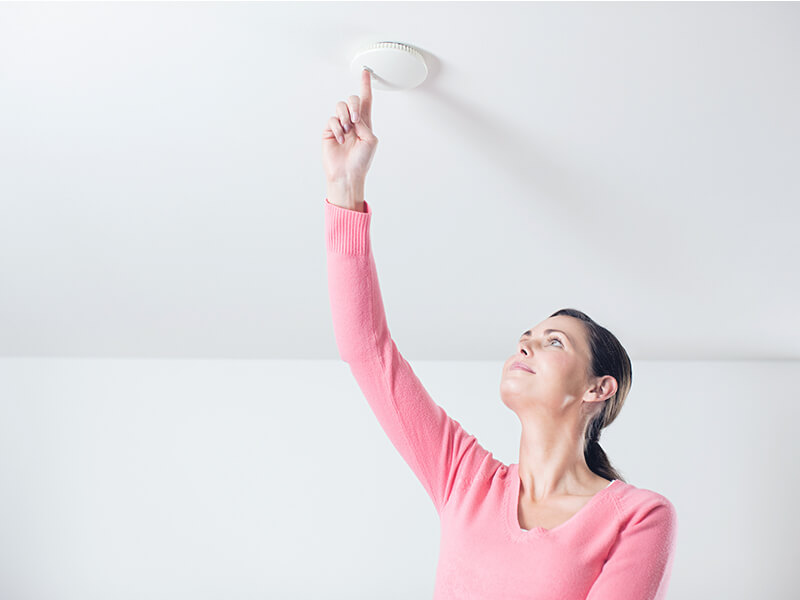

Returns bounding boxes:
[320,68,677,600]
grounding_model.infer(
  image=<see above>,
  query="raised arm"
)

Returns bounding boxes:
[321,70,492,514]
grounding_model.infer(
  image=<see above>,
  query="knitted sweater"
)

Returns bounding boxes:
[324,197,678,600]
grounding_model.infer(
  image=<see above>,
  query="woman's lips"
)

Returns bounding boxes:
[511,362,535,373]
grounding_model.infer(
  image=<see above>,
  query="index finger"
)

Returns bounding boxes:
[360,67,373,123]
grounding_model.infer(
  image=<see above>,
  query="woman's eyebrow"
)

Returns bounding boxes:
[519,329,572,344]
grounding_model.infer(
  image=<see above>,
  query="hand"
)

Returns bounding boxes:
[321,68,379,184]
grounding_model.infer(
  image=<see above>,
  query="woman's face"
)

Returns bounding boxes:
[500,315,594,413]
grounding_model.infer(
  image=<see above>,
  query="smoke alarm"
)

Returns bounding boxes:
[350,42,429,91]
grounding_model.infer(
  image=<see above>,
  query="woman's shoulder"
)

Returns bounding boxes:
[610,480,678,526]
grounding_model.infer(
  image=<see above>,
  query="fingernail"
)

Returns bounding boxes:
[353,113,359,123]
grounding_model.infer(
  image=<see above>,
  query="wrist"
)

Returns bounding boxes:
[326,179,366,211]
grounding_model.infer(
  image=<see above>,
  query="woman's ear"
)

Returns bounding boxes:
[585,375,618,403]
[595,375,618,401]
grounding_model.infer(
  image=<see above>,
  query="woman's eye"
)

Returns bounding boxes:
[548,337,563,347]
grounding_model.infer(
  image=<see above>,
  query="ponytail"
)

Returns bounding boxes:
[551,308,631,484]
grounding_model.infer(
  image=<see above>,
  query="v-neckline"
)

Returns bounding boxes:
[505,463,619,538]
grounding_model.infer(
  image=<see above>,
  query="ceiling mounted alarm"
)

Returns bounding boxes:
[350,42,428,91]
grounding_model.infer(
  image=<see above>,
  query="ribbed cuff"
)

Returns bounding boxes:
[324,197,372,255]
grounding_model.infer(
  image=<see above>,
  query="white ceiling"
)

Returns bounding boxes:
[1,1,798,361]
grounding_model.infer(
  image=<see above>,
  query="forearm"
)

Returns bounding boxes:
[326,178,366,212]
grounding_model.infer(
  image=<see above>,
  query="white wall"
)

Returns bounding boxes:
[0,358,797,599]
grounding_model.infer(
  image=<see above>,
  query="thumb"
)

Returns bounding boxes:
[352,114,376,140]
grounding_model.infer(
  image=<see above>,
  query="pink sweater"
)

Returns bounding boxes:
[324,197,678,599]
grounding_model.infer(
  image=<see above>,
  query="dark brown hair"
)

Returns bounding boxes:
[549,308,631,483]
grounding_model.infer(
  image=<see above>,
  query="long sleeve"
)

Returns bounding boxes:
[324,197,491,515]
[585,498,678,600]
